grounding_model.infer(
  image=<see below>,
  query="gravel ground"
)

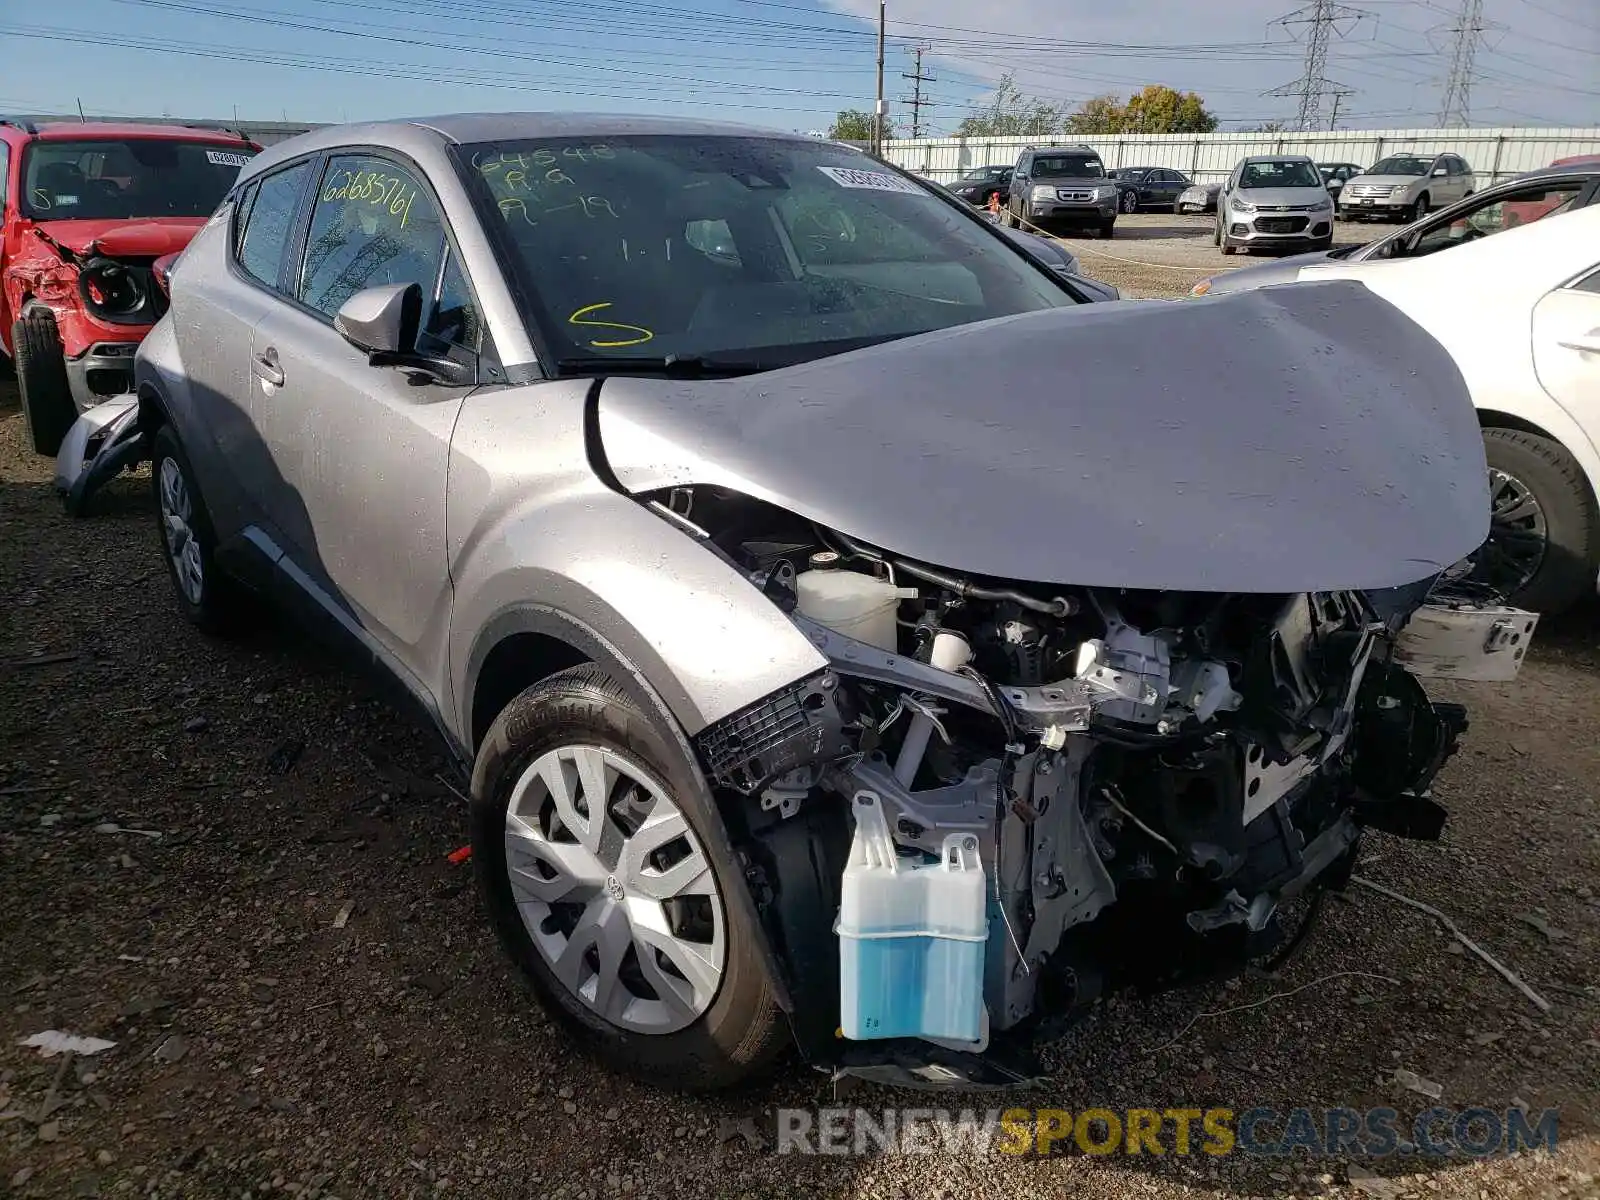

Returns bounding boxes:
[1050,211,1370,299]
[2,313,1599,1200]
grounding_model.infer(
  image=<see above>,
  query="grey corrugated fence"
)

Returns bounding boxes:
[880,127,1600,186]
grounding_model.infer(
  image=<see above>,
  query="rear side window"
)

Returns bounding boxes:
[298,153,446,319]
[236,161,312,290]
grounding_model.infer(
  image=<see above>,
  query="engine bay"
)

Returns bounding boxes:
[649,485,1527,1085]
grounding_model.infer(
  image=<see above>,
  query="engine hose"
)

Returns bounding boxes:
[827,529,1077,618]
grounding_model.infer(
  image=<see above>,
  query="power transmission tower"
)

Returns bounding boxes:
[901,44,936,139]
[1436,0,1488,126]
[1265,0,1367,132]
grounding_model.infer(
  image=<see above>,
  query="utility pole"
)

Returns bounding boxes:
[1327,86,1353,129]
[76,97,86,122]
[1264,0,1365,132]
[1437,0,1487,127]
[873,0,886,155]
[901,44,936,140]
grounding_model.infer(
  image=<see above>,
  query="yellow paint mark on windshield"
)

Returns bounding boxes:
[568,303,654,348]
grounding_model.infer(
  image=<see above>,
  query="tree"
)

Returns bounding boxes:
[955,73,1068,138]
[1244,120,1287,134]
[1118,85,1218,134]
[1064,94,1125,135]
[827,109,895,141]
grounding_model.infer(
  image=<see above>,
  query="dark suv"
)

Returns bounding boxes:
[1001,145,1119,238]
[0,117,260,454]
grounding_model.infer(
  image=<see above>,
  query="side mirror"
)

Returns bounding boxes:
[1432,167,1447,177]
[335,282,421,357]
[334,281,474,387]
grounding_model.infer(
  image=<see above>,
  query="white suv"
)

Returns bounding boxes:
[1340,153,1476,223]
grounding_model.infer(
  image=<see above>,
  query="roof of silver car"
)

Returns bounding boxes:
[242,112,843,180]
[410,111,800,142]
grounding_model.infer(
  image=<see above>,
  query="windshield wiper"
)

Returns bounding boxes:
[555,354,770,379]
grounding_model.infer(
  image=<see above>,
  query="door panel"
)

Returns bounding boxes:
[1532,285,1600,421]
[245,149,469,669]
[247,301,461,661]
[175,160,315,542]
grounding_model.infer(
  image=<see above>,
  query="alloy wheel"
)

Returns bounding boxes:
[1121,191,1138,213]
[1475,467,1549,598]
[503,744,725,1035]
[158,458,204,606]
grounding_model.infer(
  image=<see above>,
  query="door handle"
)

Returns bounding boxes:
[252,349,285,387]
[1558,330,1600,355]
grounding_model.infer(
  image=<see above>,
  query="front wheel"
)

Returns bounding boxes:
[470,665,787,1091]
[1409,195,1430,221]
[999,204,1018,228]
[13,308,76,457]
[1476,428,1600,615]
[1119,191,1139,214]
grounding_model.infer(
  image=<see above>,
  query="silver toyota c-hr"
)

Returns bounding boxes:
[135,113,1523,1091]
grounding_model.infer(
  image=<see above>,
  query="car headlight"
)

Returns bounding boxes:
[1232,198,1257,214]
[1312,196,1333,211]
[1390,184,1410,197]
[78,258,155,324]
[1095,185,1116,200]
[1030,185,1056,201]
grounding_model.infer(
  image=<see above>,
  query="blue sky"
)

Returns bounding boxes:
[1,0,1595,132]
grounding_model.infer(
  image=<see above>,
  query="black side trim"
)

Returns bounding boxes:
[582,377,624,494]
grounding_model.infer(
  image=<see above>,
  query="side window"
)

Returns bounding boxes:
[232,182,258,258]
[1406,182,1582,257]
[236,161,312,290]
[0,143,10,214]
[417,251,481,355]
[298,153,445,320]
[1572,266,1600,295]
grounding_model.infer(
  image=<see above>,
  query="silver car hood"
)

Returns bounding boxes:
[595,281,1489,593]
[1235,186,1333,207]
[1349,175,1425,189]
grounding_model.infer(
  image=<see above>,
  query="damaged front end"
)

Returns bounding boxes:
[651,492,1531,1088]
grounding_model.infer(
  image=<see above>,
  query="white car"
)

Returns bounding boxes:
[1300,205,1600,614]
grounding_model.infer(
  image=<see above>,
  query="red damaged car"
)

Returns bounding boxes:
[1,118,260,454]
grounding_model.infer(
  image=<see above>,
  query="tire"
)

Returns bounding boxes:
[1098,219,1115,239]
[999,203,1017,229]
[1212,219,1221,247]
[1478,428,1600,615]
[13,307,76,457]
[1410,194,1430,222]
[1313,236,1335,252]
[470,664,786,1091]
[1119,190,1139,214]
[151,423,248,635]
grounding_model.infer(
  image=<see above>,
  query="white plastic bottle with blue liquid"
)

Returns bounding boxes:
[836,790,988,1043]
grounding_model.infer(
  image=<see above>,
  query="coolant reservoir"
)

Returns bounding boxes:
[794,560,919,652]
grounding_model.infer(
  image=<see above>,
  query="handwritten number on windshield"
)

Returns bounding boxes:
[320,169,417,228]
[568,302,653,348]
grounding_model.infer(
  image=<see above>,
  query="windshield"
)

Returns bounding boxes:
[1031,154,1104,179]
[961,167,1006,182]
[1117,169,1150,182]
[1368,156,1429,177]
[461,136,1076,370]
[22,139,256,221]
[1238,160,1322,189]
